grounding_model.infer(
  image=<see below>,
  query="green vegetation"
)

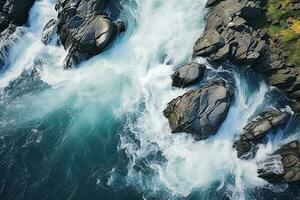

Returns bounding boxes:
[264,0,300,67]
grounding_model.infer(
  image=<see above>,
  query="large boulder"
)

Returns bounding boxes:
[233,108,291,159]
[163,80,232,140]
[258,140,300,183]
[53,0,125,68]
[171,62,206,88]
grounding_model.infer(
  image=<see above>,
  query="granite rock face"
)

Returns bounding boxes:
[233,108,291,159]
[163,80,232,140]
[52,0,125,68]
[258,140,300,183]
[171,63,206,88]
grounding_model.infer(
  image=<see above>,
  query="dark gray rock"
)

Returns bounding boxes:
[55,0,125,68]
[163,80,232,140]
[205,0,222,8]
[233,108,291,159]
[193,30,225,58]
[41,19,59,45]
[171,63,206,88]
[193,0,267,68]
[258,140,300,183]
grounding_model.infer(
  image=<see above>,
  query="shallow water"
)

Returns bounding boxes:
[0,0,299,199]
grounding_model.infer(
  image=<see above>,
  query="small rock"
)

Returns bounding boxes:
[171,63,206,88]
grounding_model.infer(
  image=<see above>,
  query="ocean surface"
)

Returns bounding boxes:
[0,0,299,199]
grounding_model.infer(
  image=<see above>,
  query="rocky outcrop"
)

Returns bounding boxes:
[163,80,232,140]
[233,108,291,159]
[193,0,266,67]
[0,0,35,69]
[258,140,300,183]
[52,0,125,68]
[193,0,300,114]
[171,63,206,88]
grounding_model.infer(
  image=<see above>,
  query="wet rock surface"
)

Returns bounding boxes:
[258,140,300,183]
[193,0,300,114]
[233,108,291,159]
[163,80,232,140]
[171,62,206,88]
[41,19,59,46]
[0,0,35,69]
[53,0,125,68]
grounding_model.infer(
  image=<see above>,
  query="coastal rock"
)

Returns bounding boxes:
[55,0,125,68]
[233,108,291,159]
[163,80,232,140]
[258,140,300,183]
[171,63,206,88]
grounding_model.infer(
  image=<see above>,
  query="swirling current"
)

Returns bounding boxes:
[0,0,299,199]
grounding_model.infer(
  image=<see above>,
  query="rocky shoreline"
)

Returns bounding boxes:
[163,0,300,184]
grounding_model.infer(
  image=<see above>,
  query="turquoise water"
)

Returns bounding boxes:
[0,0,299,199]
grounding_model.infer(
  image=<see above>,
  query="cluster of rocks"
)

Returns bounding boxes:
[258,140,300,183]
[190,0,300,184]
[233,108,291,159]
[193,0,300,113]
[0,0,35,68]
[42,0,125,68]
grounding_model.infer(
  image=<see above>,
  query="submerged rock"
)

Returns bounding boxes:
[54,0,125,68]
[163,80,232,140]
[233,108,291,159]
[3,67,49,99]
[258,140,300,183]
[171,62,206,88]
